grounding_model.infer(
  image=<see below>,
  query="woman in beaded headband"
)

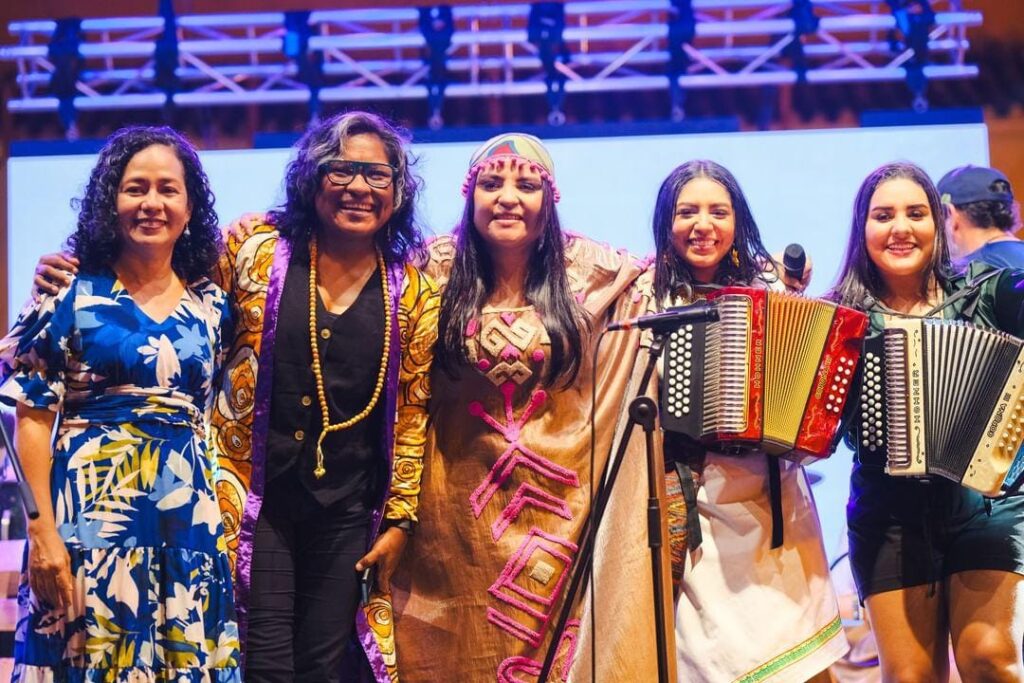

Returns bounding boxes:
[390,134,666,680]
[437,132,583,386]
[650,159,848,683]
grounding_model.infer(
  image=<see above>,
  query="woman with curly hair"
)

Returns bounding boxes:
[208,111,439,682]
[34,111,440,682]
[0,125,241,681]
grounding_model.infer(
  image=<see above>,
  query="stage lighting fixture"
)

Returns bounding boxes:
[419,6,454,130]
[785,0,819,83]
[48,18,82,137]
[886,0,935,111]
[154,0,179,108]
[667,0,696,121]
[528,2,569,125]
[283,11,323,120]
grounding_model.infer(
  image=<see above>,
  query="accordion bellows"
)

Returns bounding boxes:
[661,287,869,462]
[857,318,1024,496]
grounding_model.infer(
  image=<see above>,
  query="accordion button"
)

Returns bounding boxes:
[826,404,833,411]
[682,407,690,414]
[842,378,849,385]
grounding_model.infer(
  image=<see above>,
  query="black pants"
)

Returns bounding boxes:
[245,471,371,683]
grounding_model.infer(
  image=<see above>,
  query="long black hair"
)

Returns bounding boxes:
[652,159,774,302]
[268,110,425,263]
[435,179,587,388]
[828,161,951,308]
[68,125,220,283]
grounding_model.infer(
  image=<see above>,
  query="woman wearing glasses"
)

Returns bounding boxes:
[30,111,440,682]
[213,112,439,682]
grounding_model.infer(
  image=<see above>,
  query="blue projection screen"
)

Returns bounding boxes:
[5,122,991,558]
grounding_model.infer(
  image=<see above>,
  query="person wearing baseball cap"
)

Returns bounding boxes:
[938,164,1022,268]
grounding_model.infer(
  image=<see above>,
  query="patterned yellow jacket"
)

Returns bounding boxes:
[209,223,439,681]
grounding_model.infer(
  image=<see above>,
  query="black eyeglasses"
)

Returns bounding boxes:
[319,160,397,189]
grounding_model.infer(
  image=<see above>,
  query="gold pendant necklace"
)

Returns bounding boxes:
[308,235,392,478]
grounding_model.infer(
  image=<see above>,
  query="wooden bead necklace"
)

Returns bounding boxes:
[308,234,391,479]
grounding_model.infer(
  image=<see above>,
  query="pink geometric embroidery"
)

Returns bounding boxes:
[487,608,544,648]
[532,348,546,363]
[496,656,541,683]
[487,527,578,646]
[484,360,534,386]
[465,318,478,337]
[501,343,520,361]
[495,619,581,683]
[559,619,582,680]
[491,483,572,541]
[468,384,579,517]
[480,316,536,361]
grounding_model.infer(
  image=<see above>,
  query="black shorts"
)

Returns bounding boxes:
[847,463,1024,601]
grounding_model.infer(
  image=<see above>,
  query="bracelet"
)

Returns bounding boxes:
[382,518,415,536]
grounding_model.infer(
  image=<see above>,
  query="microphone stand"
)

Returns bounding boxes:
[538,326,683,683]
[0,411,40,521]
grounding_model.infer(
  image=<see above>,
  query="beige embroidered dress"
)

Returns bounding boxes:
[391,235,673,682]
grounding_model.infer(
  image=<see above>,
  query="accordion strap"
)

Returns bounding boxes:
[869,268,1004,321]
[922,267,1003,319]
[767,456,784,549]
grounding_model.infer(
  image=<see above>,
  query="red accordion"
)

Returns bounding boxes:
[660,287,869,462]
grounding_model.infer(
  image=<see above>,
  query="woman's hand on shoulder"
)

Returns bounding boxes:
[34,253,78,297]
[223,212,269,241]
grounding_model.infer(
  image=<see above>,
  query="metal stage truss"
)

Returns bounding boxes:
[0,0,981,125]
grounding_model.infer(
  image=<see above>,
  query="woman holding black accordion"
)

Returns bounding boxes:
[650,160,848,682]
[830,161,1024,682]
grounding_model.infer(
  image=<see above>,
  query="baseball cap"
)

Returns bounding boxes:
[937,165,1014,205]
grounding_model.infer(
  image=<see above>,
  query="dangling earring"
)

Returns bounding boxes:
[730,248,740,267]
[183,223,191,237]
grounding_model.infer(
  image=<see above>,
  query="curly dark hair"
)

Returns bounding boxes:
[67,125,220,283]
[268,110,426,263]
[652,159,775,302]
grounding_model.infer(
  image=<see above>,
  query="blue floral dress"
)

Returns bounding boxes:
[0,270,241,683]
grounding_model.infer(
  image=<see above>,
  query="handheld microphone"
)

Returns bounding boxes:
[783,243,807,281]
[606,301,719,332]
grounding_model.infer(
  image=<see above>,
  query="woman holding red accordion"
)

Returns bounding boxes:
[650,159,848,682]
[831,161,1024,682]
